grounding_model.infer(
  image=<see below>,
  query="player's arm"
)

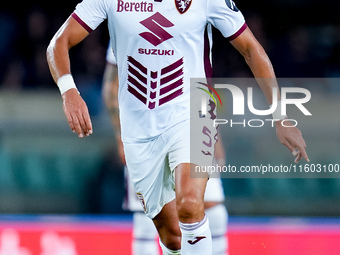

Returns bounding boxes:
[46,16,93,138]
[230,27,277,101]
[102,62,126,164]
[229,27,309,163]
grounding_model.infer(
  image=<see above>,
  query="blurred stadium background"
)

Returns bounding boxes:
[0,0,340,254]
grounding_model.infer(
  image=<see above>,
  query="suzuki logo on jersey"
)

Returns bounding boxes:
[127,56,184,109]
[138,48,174,56]
[175,0,192,14]
[139,12,174,46]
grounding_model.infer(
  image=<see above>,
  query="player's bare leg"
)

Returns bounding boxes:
[175,163,212,254]
[175,163,206,222]
[152,199,181,254]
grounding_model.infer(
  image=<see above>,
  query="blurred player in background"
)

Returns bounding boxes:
[47,0,309,253]
[102,45,229,255]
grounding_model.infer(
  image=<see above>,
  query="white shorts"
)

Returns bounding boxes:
[123,167,225,212]
[123,118,217,218]
[204,178,225,202]
[122,166,145,212]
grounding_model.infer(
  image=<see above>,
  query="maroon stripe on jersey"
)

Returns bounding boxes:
[151,81,157,89]
[148,101,156,109]
[128,56,147,75]
[160,68,183,85]
[203,26,213,79]
[159,88,183,106]
[161,58,183,75]
[128,75,147,94]
[160,78,183,95]
[151,71,158,79]
[128,85,147,104]
[128,64,147,84]
[150,91,156,99]
[227,23,248,41]
[71,13,93,33]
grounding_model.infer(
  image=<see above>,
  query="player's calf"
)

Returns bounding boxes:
[152,200,181,251]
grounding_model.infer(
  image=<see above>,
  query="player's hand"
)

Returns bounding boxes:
[275,120,309,163]
[62,88,93,138]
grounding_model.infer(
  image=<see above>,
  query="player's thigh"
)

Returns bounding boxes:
[124,138,175,219]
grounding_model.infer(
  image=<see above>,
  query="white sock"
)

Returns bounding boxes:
[179,214,212,255]
[205,204,228,255]
[133,212,159,255]
[159,240,181,255]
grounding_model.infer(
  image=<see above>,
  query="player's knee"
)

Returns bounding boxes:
[176,193,204,221]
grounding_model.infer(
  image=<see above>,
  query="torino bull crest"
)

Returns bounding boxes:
[175,0,192,14]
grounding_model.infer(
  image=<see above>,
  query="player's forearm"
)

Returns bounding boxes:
[47,16,89,85]
[46,33,72,84]
[244,45,280,104]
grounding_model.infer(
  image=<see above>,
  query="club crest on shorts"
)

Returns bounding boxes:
[136,192,147,213]
[175,0,192,14]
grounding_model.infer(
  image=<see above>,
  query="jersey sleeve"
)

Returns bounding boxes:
[72,0,109,32]
[207,0,247,40]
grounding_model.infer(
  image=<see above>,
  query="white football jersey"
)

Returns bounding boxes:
[73,0,246,142]
[106,23,214,64]
[106,46,117,66]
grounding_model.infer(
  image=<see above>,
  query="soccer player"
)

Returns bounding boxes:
[102,45,229,255]
[46,0,309,253]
